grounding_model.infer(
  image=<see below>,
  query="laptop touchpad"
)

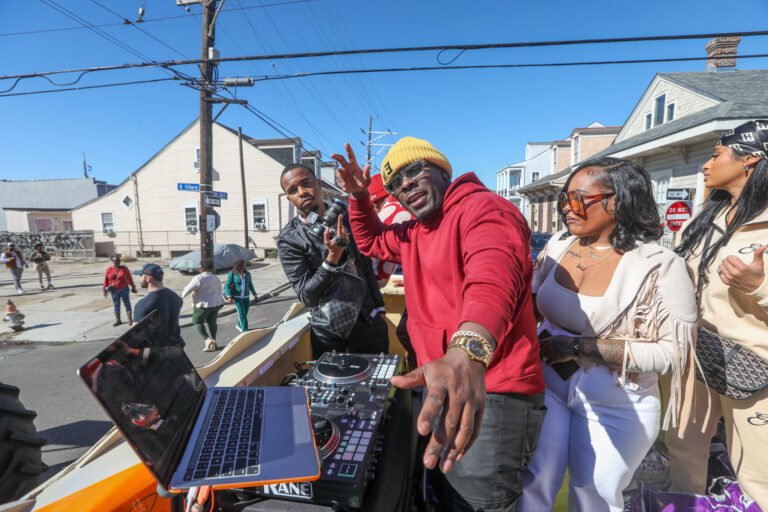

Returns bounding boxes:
[262,404,312,444]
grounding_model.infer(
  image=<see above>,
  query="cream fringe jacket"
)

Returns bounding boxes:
[533,231,698,431]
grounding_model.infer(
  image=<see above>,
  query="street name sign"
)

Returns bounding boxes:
[177,183,228,199]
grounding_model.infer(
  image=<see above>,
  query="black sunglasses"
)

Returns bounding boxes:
[384,159,430,195]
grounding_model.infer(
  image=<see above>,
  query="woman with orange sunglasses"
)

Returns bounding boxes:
[520,157,697,512]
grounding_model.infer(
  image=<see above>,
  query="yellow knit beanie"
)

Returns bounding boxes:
[380,136,452,188]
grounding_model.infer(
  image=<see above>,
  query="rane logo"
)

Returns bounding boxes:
[261,482,313,499]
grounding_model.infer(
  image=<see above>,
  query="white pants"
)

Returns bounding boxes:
[520,363,660,512]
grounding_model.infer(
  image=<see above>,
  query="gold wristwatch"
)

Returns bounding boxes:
[447,330,493,369]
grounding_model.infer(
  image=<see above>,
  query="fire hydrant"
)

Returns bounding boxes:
[4,300,25,332]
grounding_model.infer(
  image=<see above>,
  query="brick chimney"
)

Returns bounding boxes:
[705,36,741,72]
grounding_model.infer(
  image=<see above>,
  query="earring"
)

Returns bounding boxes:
[744,164,749,171]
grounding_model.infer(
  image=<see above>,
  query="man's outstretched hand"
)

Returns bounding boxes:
[390,348,486,474]
[332,142,371,200]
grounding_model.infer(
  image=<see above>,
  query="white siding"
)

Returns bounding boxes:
[72,121,292,257]
[616,77,720,142]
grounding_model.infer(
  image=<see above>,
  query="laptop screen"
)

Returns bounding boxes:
[78,309,206,487]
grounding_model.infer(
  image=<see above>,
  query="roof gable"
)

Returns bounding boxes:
[615,74,720,143]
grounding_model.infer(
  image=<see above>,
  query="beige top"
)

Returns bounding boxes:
[534,232,698,429]
[677,207,768,360]
[181,272,226,308]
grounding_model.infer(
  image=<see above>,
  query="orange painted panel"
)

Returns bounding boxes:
[36,464,170,512]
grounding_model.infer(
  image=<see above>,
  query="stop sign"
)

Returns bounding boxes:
[665,201,692,232]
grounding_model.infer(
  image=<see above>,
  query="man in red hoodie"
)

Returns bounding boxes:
[333,138,545,511]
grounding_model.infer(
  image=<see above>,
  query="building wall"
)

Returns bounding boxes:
[72,121,295,258]
[578,134,618,162]
[5,211,29,232]
[617,78,719,142]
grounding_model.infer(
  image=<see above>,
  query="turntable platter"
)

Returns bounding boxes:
[312,354,373,384]
[311,414,340,459]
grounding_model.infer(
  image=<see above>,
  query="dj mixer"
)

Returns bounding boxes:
[255,352,403,509]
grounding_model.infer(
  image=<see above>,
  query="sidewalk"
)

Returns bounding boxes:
[0,258,290,343]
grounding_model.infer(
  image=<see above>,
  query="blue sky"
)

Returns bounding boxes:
[4,0,768,189]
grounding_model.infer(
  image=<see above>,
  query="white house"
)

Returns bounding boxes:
[496,142,551,222]
[71,119,340,258]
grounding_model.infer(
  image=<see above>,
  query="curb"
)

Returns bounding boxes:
[178,281,292,328]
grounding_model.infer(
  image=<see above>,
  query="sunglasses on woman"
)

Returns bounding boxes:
[384,159,430,195]
[558,190,615,215]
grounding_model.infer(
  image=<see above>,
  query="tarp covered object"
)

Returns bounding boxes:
[169,244,255,273]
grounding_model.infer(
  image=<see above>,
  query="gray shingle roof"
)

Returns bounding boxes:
[589,69,768,160]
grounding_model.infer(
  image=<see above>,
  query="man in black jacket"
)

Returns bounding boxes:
[277,164,389,358]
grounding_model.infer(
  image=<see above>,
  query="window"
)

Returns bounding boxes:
[531,171,540,182]
[654,95,666,127]
[100,211,115,232]
[34,218,53,232]
[666,103,675,122]
[645,114,652,130]
[194,147,200,171]
[252,199,268,230]
[654,176,670,204]
[185,206,198,231]
[122,195,134,209]
[62,220,73,231]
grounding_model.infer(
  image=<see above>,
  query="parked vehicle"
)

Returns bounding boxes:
[530,232,553,261]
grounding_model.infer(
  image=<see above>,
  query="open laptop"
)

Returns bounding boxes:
[77,309,320,492]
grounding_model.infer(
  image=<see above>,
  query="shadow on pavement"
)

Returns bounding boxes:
[38,420,114,481]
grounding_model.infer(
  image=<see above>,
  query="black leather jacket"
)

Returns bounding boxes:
[276,214,385,316]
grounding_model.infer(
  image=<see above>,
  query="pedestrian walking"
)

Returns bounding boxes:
[102,255,136,326]
[30,243,54,290]
[181,259,225,352]
[132,263,184,346]
[224,259,258,333]
[1,242,29,293]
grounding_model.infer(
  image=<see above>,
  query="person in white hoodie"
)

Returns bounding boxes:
[181,259,225,352]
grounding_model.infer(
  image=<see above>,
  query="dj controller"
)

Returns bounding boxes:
[254,351,404,509]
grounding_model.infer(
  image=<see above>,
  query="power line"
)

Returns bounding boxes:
[0,77,178,97]
[219,53,768,82]
[5,29,768,82]
[7,52,767,99]
[1,0,322,37]
[89,0,190,59]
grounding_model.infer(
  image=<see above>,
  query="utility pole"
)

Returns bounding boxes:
[198,0,216,269]
[366,115,373,165]
[238,127,248,249]
[362,119,398,171]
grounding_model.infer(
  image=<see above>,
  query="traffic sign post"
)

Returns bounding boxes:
[664,200,693,232]
[666,188,693,201]
[204,195,221,208]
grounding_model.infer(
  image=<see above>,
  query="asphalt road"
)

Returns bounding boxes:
[0,289,298,485]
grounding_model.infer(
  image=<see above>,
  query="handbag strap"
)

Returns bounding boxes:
[695,225,719,305]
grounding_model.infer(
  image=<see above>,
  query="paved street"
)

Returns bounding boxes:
[0,257,297,484]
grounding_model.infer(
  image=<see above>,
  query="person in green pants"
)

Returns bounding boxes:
[225,259,258,332]
[181,260,225,352]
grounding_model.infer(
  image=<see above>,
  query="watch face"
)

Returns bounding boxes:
[468,339,487,358]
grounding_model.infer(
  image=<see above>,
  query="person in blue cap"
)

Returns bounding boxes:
[132,263,184,346]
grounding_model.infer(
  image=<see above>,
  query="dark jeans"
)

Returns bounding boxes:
[111,287,131,313]
[431,391,546,512]
[310,312,389,359]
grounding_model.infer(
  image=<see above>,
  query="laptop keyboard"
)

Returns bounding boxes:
[184,388,264,481]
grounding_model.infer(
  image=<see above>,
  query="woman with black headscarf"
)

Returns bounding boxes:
[667,120,768,508]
